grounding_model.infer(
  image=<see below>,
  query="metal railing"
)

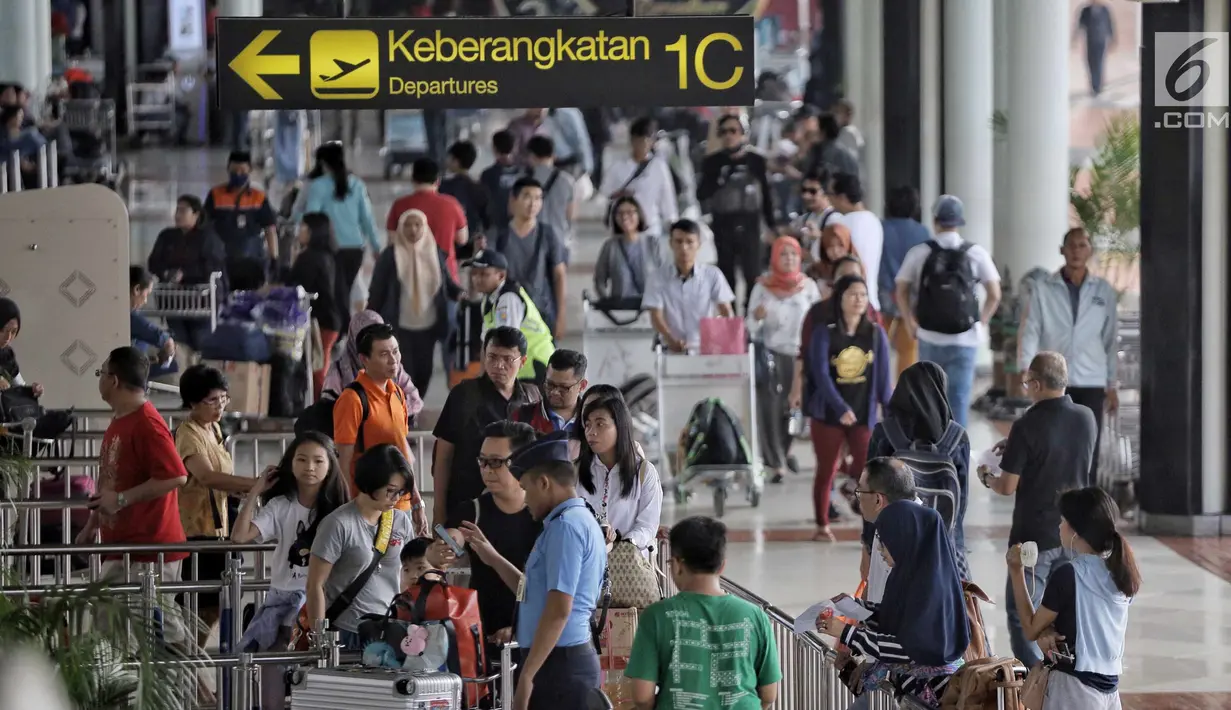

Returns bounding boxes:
[1,140,61,193]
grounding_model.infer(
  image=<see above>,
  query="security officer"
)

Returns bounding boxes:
[467,250,555,382]
[509,432,606,710]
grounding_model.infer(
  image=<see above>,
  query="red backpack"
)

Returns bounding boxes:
[395,572,488,706]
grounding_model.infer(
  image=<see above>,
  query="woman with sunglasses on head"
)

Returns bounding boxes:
[576,387,663,555]
[306,444,416,651]
[1007,487,1139,709]
[174,364,257,643]
[232,431,350,710]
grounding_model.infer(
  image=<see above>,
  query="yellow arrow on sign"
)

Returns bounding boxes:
[229,30,300,100]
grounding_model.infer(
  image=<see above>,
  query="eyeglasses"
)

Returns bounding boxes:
[854,488,877,497]
[201,394,230,408]
[477,455,512,470]
[543,380,581,394]
[95,369,112,378]
[486,352,520,368]
[381,486,408,499]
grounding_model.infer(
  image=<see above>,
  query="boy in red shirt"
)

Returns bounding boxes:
[79,347,191,641]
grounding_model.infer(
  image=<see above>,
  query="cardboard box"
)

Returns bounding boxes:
[203,361,271,416]
[598,608,639,658]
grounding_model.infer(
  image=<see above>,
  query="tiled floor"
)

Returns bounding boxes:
[112,123,1221,706]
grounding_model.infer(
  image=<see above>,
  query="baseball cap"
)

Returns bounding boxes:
[465,250,509,271]
[932,195,966,229]
[509,431,572,479]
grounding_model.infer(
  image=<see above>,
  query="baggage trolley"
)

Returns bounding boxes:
[581,294,659,454]
[382,109,429,180]
[654,344,763,517]
[125,63,177,141]
[142,271,224,333]
[60,98,119,185]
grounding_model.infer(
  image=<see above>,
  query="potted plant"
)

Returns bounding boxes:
[1070,113,1141,294]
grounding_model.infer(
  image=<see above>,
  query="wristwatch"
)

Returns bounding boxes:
[116,492,129,510]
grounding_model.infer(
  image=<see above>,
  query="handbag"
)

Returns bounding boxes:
[699,317,747,355]
[607,538,660,609]
[1020,662,1050,710]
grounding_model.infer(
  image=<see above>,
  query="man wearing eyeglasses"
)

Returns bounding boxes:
[432,326,543,526]
[512,349,588,436]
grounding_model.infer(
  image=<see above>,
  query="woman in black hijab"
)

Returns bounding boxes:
[867,361,971,575]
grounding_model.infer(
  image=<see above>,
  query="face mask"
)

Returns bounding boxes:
[228,171,248,189]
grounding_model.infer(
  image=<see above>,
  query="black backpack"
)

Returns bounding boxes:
[915,240,979,335]
[294,381,379,452]
[682,398,752,468]
[708,163,763,216]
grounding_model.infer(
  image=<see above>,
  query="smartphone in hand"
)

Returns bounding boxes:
[434,524,466,559]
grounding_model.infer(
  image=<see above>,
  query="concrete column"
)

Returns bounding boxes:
[218,0,263,15]
[942,0,994,254]
[841,0,864,125]
[33,0,52,95]
[919,0,941,215]
[992,0,1012,264]
[0,0,43,93]
[1004,0,1069,282]
[860,0,885,215]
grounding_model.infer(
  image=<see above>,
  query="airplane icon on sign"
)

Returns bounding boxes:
[318,57,372,83]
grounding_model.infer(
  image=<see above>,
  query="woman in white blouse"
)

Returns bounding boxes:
[576,385,664,554]
[747,236,821,483]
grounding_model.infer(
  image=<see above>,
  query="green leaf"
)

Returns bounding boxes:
[1069,113,1140,254]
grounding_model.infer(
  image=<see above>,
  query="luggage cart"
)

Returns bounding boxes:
[582,294,660,455]
[142,271,224,332]
[1099,311,1140,514]
[654,344,763,517]
[125,63,178,141]
[60,98,119,185]
[381,109,429,179]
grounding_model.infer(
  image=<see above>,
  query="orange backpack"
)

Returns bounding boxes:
[394,573,489,707]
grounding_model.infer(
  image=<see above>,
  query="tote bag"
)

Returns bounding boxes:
[699,317,747,355]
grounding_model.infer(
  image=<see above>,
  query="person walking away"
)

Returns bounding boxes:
[626,517,782,709]
[1074,0,1116,98]
[387,157,469,282]
[880,186,931,378]
[306,445,416,650]
[129,266,177,380]
[440,140,490,262]
[330,323,429,535]
[893,195,1002,428]
[493,177,569,337]
[431,326,543,525]
[576,390,664,554]
[1018,227,1119,484]
[498,434,606,710]
[148,195,228,357]
[525,136,579,264]
[819,502,969,708]
[581,107,614,189]
[982,352,1097,668]
[804,112,861,179]
[366,209,464,397]
[204,151,279,290]
[232,431,350,710]
[512,349,588,435]
[746,237,821,483]
[593,195,666,301]
[286,213,348,398]
[696,114,777,312]
[643,219,737,353]
[799,275,891,542]
[479,130,524,243]
[468,250,556,382]
[296,143,382,314]
[76,347,190,642]
[1006,487,1139,710]
[444,421,542,647]
[829,173,884,311]
[868,361,972,578]
[601,116,678,239]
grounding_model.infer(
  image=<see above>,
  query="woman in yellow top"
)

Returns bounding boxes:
[175,364,257,641]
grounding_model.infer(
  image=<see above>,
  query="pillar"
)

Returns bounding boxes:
[860,0,884,215]
[992,0,1011,266]
[941,0,994,253]
[33,0,52,94]
[0,1,44,93]
[1138,0,1218,535]
[1204,0,1229,517]
[918,0,941,214]
[1003,0,1069,282]
[841,0,864,129]
[883,0,922,204]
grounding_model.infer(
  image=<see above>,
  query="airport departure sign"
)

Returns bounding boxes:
[215,16,755,110]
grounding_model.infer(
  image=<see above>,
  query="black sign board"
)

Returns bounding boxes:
[215,16,756,110]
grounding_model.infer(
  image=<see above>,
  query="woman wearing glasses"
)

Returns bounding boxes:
[174,364,257,643]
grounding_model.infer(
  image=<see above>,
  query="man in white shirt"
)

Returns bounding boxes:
[643,219,736,352]
[830,172,884,311]
[600,117,678,238]
[893,195,1002,427]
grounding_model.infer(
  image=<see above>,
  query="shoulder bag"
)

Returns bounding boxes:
[604,158,653,228]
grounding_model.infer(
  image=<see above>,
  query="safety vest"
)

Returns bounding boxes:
[482,280,555,379]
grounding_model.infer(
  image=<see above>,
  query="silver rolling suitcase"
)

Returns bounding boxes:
[290,666,463,709]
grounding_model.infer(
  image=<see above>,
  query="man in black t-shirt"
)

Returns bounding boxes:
[440,140,490,262]
[981,351,1096,668]
[447,420,543,641]
[478,130,525,242]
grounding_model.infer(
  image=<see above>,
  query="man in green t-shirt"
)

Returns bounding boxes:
[625,517,782,709]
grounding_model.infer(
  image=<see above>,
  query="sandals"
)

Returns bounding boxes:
[812,526,836,543]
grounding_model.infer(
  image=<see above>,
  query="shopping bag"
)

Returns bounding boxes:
[699,317,747,355]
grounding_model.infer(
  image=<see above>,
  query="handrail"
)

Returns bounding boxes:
[0,541,276,556]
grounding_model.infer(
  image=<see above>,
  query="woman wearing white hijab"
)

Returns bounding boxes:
[367,208,463,397]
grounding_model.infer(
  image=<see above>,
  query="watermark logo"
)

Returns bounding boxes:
[1154,32,1229,128]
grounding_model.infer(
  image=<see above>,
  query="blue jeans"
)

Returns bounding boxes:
[916,341,977,428]
[1005,546,1071,668]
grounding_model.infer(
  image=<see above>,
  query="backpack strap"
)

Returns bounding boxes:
[346,381,371,453]
[936,420,966,456]
[882,418,911,452]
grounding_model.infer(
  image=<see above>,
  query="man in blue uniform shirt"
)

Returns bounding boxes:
[509,432,606,710]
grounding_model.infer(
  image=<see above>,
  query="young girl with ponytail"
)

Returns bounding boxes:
[1006,486,1140,709]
